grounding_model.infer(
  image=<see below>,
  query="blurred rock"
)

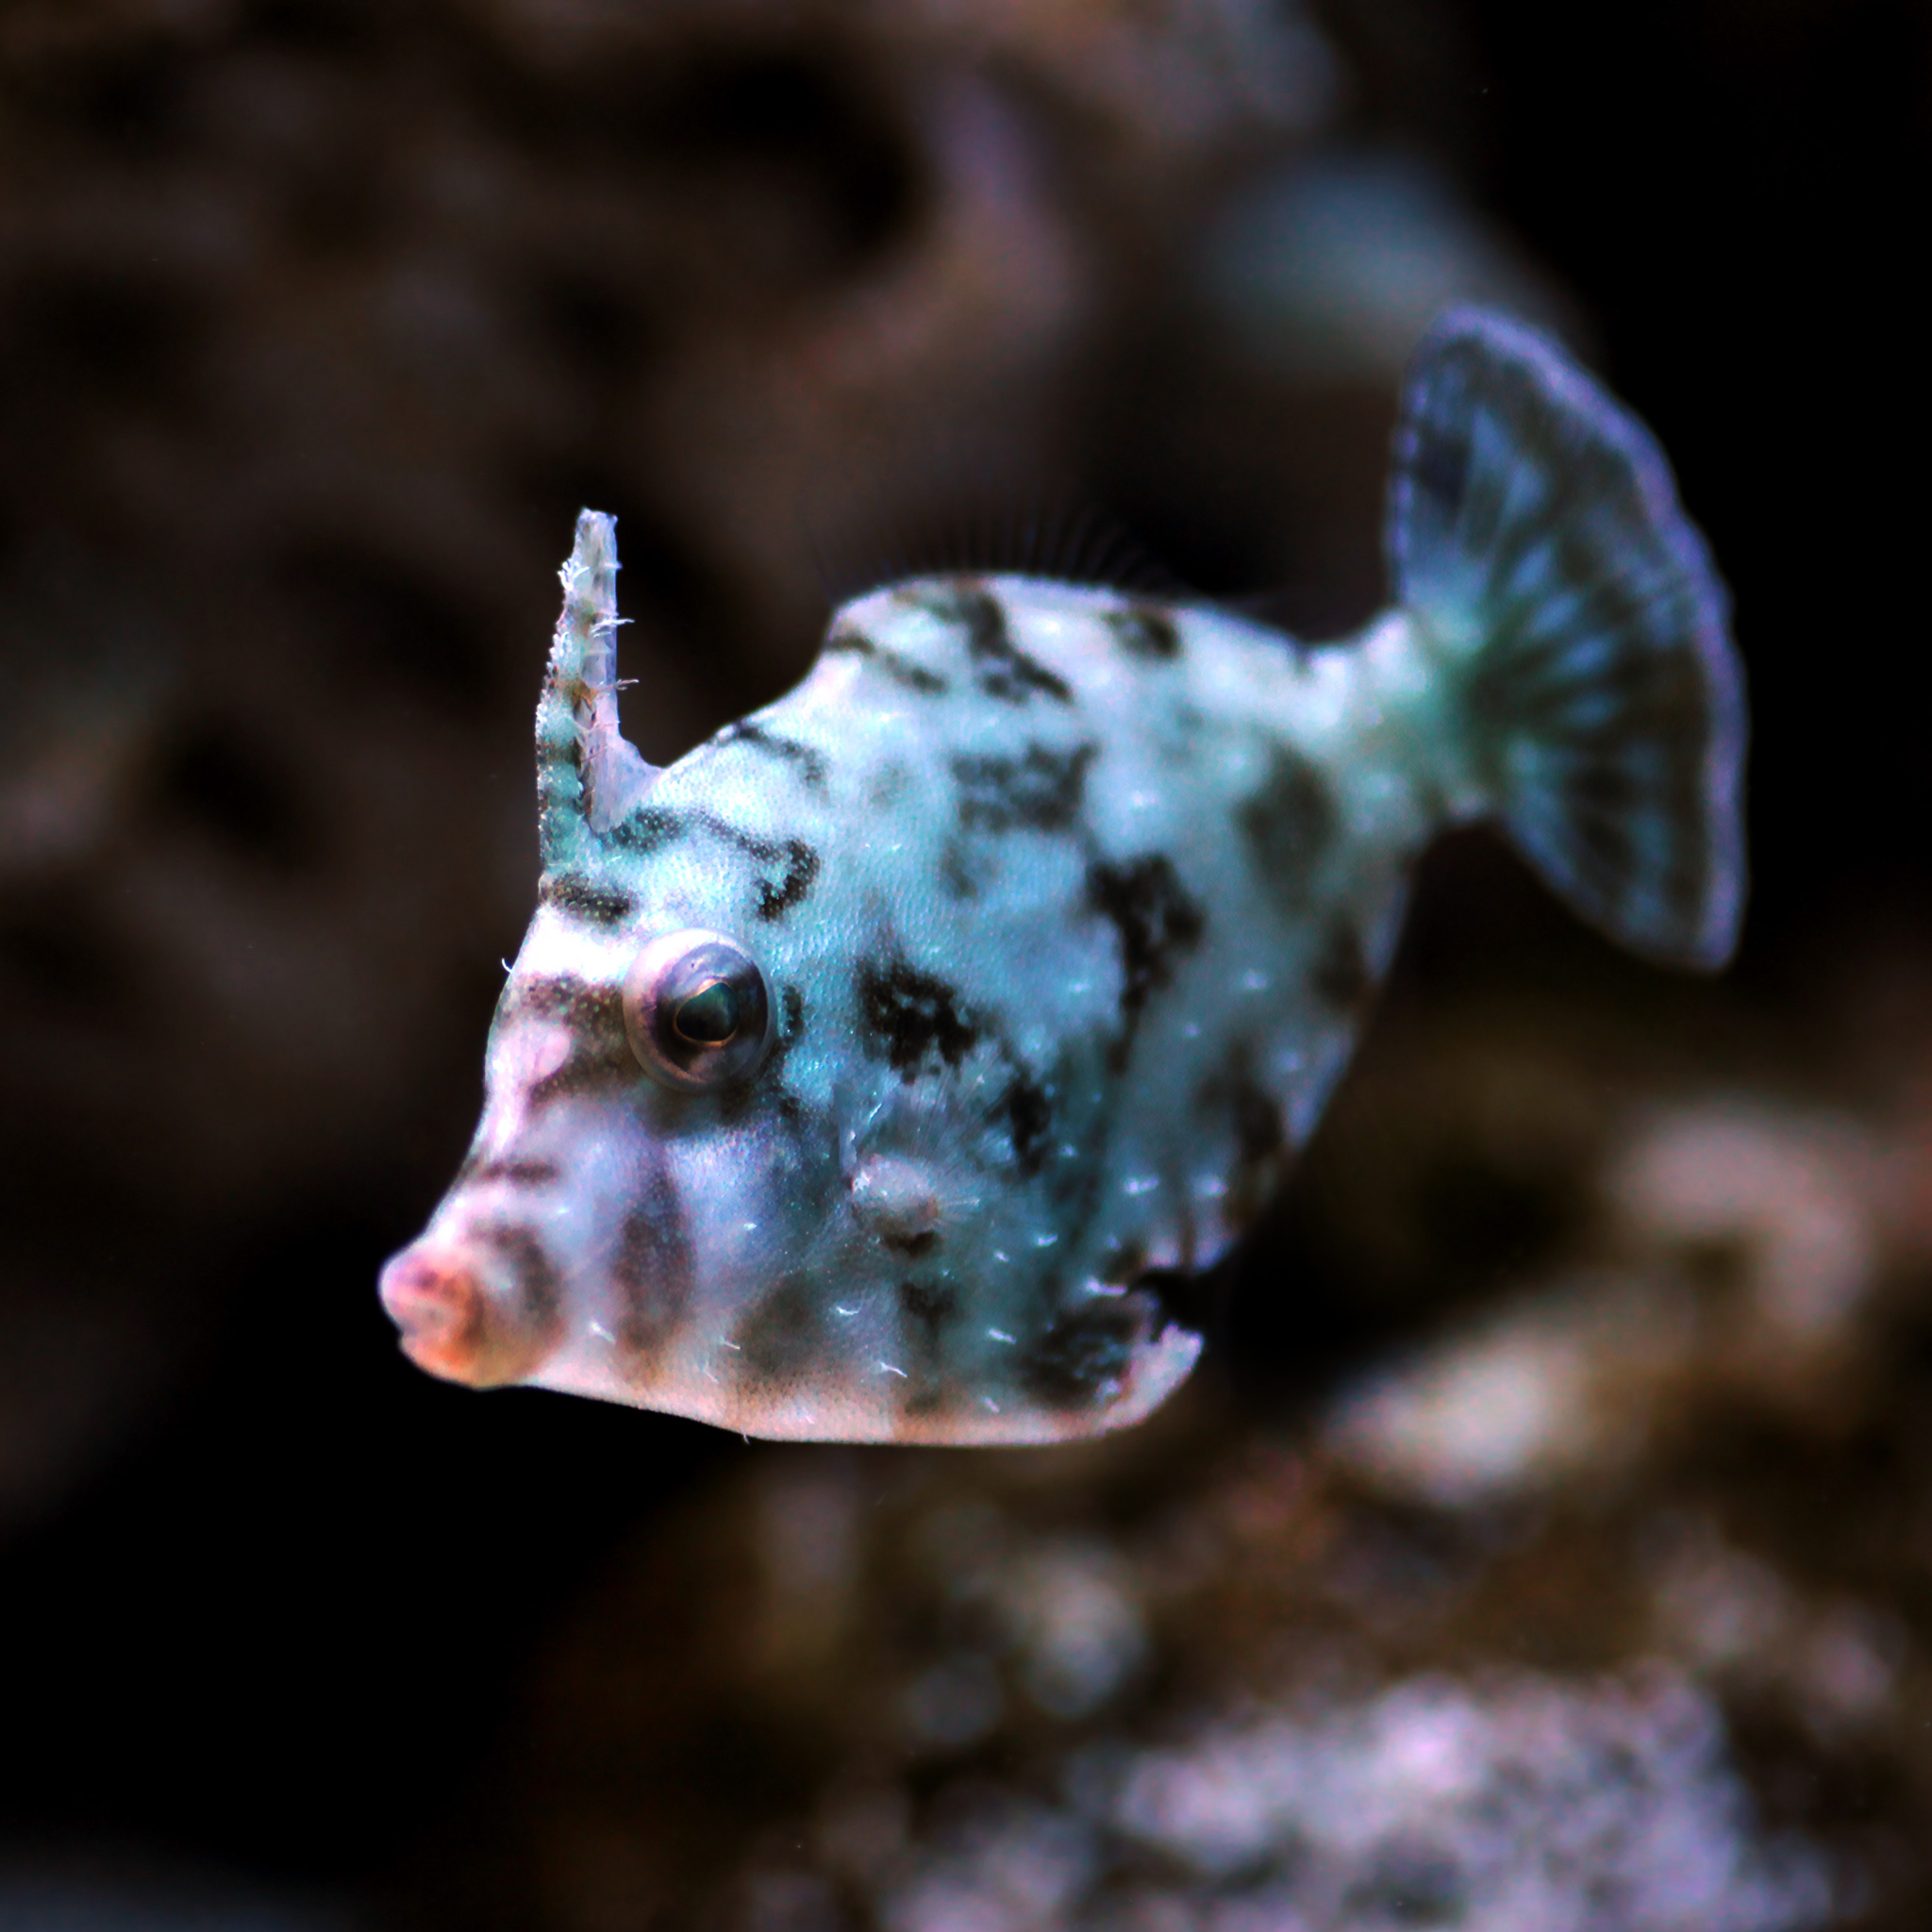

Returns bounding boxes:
[1087,1670,1834,1930]
[1324,1099,1899,1508]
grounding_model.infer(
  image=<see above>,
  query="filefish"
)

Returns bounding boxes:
[378,309,1745,1443]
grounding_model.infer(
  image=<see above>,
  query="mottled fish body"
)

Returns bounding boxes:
[380,310,1745,1443]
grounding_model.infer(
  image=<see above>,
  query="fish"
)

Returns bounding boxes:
[377,308,1745,1444]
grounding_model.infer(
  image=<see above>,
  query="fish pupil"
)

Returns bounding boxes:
[674,979,740,1046]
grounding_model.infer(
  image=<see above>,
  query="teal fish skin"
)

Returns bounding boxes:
[378,309,1745,1444]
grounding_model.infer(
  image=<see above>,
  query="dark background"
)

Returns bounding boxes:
[1,0,1925,1918]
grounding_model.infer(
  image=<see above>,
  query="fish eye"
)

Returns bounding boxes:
[623,928,774,1091]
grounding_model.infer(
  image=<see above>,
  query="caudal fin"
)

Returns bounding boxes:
[1389,308,1747,969]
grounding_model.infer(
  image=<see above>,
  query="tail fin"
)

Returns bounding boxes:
[1389,308,1746,969]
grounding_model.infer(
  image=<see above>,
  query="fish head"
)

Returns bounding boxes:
[377,801,1198,1441]
[378,516,1203,1441]
[375,504,829,1420]
[377,889,801,1407]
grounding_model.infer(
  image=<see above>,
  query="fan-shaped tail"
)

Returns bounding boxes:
[1390,309,1746,968]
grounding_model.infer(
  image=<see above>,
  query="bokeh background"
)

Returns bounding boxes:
[3,1,1930,1926]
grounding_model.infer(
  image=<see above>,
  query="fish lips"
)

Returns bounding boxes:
[377,1238,561,1389]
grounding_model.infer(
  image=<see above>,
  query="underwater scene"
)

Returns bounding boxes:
[1,0,1927,1926]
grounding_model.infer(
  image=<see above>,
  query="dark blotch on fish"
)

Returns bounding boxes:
[1313,918,1372,1012]
[516,978,636,1108]
[899,1277,956,1350]
[507,973,602,1022]
[1239,748,1334,908]
[754,841,820,921]
[1087,854,1207,1025]
[742,985,812,1127]
[541,873,636,927]
[884,1229,940,1257]
[711,719,829,791]
[917,583,1073,706]
[734,1275,823,1386]
[867,761,913,809]
[938,836,984,901]
[458,1158,561,1188]
[1023,1298,1141,1407]
[529,1043,638,1108]
[478,1222,563,1335]
[825,622,949,694]
[1004,1072,1053,1175]
[509,974,632,1045]
[858,959,980,1078]
[899,1277,959,1414]
[700,816,822,922]
[611,1166,694,1358]
[1105,605,1181,660]
[608,804,687,856]
[952,742,1096,834]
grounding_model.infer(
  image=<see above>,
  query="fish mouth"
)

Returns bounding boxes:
[377,1242,555,1389]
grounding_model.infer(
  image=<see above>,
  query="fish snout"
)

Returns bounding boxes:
[378,1241,558,1389]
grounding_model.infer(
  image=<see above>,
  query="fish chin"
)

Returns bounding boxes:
[558,1282,1208,1446]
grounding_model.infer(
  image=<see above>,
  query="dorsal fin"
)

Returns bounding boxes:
[535,510,661,874]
